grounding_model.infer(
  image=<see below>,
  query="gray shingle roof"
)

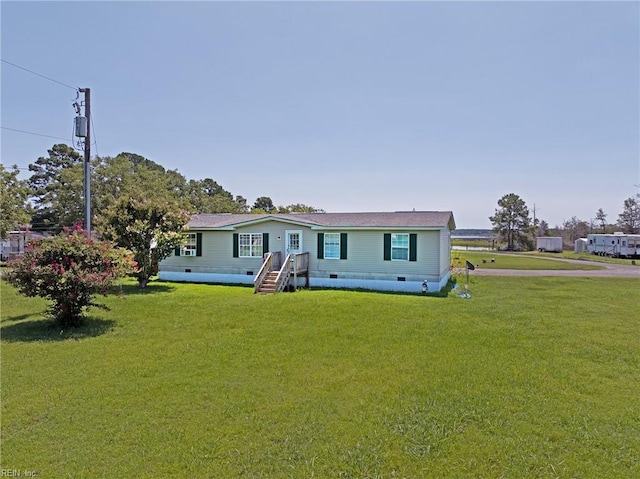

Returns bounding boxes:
[188,211,455,230]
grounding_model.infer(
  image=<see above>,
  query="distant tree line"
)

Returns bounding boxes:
[490,192,640,250]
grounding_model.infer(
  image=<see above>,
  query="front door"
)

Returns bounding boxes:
[286,230,302,256]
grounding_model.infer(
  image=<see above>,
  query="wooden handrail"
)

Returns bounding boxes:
[293,252,309,273]
[254,252,274,293]
[274,254,292,292]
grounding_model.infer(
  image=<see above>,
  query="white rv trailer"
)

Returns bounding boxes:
[586,233,640,258]
[536,237,563,252]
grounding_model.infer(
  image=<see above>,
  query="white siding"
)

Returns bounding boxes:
[161,230,261,276]
[439,229,451,276]
[160,221,316,276]
[306,230,441,282]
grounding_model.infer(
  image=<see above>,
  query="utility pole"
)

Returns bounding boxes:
[79,88,91,233]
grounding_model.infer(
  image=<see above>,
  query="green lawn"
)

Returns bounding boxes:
[543,251,640,266]
[2,277,639,478]
[452,251,605,270]
[452,247,639,268]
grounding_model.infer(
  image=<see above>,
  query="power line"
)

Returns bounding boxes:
[1,126,71,142]
[1,58,78,91]
[90,111,98,158]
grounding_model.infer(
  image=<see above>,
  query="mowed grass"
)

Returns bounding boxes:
[545,251,640,266]
[453,251,605,270]
[1,277,639,478]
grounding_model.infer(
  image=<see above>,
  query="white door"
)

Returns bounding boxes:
[286,230,302,256]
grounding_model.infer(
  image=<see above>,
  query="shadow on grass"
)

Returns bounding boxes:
[1,316,115,342]
[111,280,176,296]
[0,311,48,323]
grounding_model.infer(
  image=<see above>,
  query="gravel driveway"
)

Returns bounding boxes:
[471,257,640,278]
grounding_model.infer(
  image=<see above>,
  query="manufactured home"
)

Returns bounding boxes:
[586,233,640,258]
[159,211,456,293]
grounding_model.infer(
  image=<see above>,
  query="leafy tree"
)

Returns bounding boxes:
[26,148,188,235]
[93,153,188,212]
[116,152,167,174]
[617,194,640,233]
[536,219,549,237]
[562,216,590,242]
[595,208,607,233]
[277,203,325,213]
[489,193,532,249]
[112,152,188,196]
[92,153,193,288]
[235,195,249,212]
[98,196,190,288]
[92,154,139,213]
[165,169,188,195]
[5,225,135,327]
[0,164,31,238]
[186,178,246,213]
[252,196,275,213]
[28,144,84,233]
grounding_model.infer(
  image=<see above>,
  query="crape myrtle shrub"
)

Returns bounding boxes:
[6,225,135,327]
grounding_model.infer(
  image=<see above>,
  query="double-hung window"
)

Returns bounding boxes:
[384,233,416,262]
[317,233,347,260]
[182,233,198,256]
[391,233,410,260]
[175,232,202,257]
[323,233,341,259]
[239,233,263,258]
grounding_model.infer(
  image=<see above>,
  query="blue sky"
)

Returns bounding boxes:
[1,1,638,229]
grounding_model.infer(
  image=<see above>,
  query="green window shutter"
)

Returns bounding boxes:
[196,233,203,257]
[409,234,417,261]
[263,233,269,254]
[174,245,181,256]
[340,233,348,260]
[383,233,391,261]
[317,233,324,259]
[233,233,239,258]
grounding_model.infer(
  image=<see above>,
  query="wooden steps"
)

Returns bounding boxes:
[257,271,279,294]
